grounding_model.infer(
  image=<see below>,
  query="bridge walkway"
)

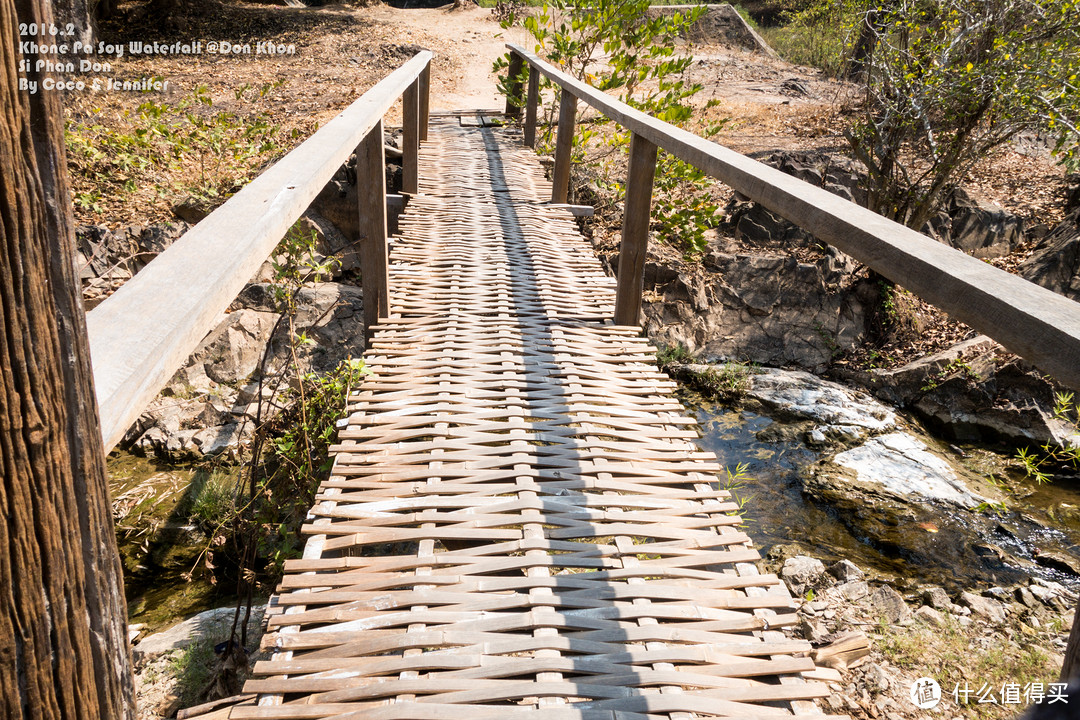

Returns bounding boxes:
[234,116,838,720]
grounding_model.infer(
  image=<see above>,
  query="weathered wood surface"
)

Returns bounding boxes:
[614,133,658,326]
[402,79,420,195]
[524,66,540,147]
[358,120,390,335]
[507,43,1080,391]
[85,51,432,452]
[243,121,841,719]
[0,0,134,714]
[551,90,576,204]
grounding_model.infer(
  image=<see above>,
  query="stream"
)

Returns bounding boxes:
[110,453,236,633]
[688,398,1080,593]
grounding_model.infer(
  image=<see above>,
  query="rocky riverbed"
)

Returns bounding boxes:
[674,362,1080,592]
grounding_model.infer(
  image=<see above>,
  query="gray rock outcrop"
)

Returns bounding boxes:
[927,187,1025,259]
[124,282,365,460]
[830,432,987,509]
[1020,207,1080,302]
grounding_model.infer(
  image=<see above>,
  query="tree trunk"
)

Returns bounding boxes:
[0,0,136,717]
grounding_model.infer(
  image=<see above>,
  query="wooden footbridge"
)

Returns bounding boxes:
[84,49,1080,719]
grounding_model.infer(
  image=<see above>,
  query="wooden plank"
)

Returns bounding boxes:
[357,120,389,335]
[524,66,540,147]
[507,43,1080,390]
[85,50,433,451]
[551,89,576,204]
[505,52,523,118]
[418,63,430,142]
[247,121,834,719]
[402,79,420,195]
[614,133,657,326]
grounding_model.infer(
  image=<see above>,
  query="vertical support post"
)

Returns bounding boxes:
[614,132,658,326]
[418,61,430,142]
[402,79,420,196]
[551,89,576,204]
[505,51,523,118]
[523,65,539,148]
[358,119,389,338]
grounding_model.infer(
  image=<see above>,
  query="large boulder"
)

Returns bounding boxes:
[124,282,365,460]
[838,335,1078,446]
[828,431,987,509]
[1020,207,1080,302]
[928,187,1025,259]
[641,250,866,371]
[76,222,189,307]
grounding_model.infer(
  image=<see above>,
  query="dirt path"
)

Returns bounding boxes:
[363,4,532,110]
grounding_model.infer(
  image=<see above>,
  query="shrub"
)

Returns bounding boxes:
[494,0,726,255]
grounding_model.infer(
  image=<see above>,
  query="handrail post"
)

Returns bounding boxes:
[358,119,389,339]
[551,89,576,203]
[505,51,524,118]
[523,65,539,148]
[402,80,420,195]
[418,61,430,143]
[614,132,658,326]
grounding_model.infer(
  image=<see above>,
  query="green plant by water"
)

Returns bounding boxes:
[183,221,366,637]
[1017,392,1080,485]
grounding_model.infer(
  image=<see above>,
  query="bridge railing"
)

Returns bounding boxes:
[86,51,432,452]
[505,43,1080,391]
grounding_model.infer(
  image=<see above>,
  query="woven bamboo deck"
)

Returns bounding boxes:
[237,117,839,719]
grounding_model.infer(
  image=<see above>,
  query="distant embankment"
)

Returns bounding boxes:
[647,3,778,57]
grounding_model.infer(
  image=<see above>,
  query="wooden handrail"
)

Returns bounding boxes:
[506,43,1080,391]
[87,51,432,452]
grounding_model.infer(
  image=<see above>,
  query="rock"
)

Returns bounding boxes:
[1020,207,1080,302]
[743,368,896,438]
[829,432,986,508]
[640,250,867,371]
[959,591,1007,624]
[841,334,1078,446]
[1015,586,1040,609]
[828,559,865,583]
[870,585,911,624]
[1067,173,1080,214]
[192,424,244,457]
[299,211,359,276]
[914,605,946,626]
[173,196,213,224]
[1028,583,1062,606]
[656,3,778,56]
[834,580,870,602]
[862,662,892,694]
[782,555,829,596]
[921,586,951,609]
[204,309,279,384]
[123,281,366,460]
[133,605,265,663]
[799,617,829,643]
[1034,550,1080,577]
[929,187,1024,259]
[984,586,1012,601]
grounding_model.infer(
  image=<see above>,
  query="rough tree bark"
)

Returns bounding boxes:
[0,0,136,716]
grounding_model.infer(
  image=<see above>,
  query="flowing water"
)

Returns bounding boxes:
[109,452,235,632]
[689,400,1080,592]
